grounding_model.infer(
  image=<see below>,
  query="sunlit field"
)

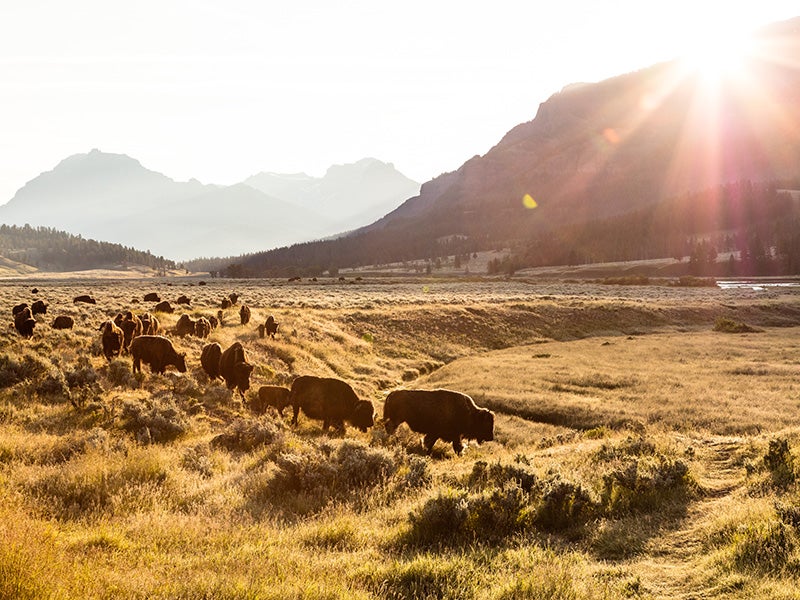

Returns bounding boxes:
[2,276,800,599]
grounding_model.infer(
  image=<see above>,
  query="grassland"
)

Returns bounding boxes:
[2,276,800,599]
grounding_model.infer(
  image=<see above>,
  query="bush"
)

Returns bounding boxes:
[466,460,538,493]
[713,317,760,334]
[364,555,476,600]
[210,416,285,453]
[104,358,141,388]
[764,438,796,488]
[535,477,597,531]
[0,352,51,388]
[120,395,189,444]
[594,436,656,462]
[729,520,794,574]
[601,457,693,516]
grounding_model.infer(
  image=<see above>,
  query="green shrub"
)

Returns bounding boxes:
[534,477,597,531]
[713,317,760,334]
[364,554,477,600]
[0,352,51,388]
[729,520,794,574]
[466,460,538,493]
[120,395,189,443]
[210,416,285,453]
[103,358,141,388]
[764,438,796,488]
[601,457,693,516]
[594,436,656,462]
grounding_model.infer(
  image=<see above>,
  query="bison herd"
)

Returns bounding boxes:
[8,287,494,455]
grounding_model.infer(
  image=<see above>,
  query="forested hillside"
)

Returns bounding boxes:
[0,224,176,273]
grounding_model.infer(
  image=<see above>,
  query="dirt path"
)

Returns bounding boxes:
[634,436,748,599]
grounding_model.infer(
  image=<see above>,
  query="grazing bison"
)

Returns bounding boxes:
[219,342,254,397]
[12,303,28,316]
[174,314,196,337]
[229,293,239,305]
[154,300,174,313]
[144,292,160,302]
[239,304,251,325]
[176,294,191,305]
[251,385,291,415]
[51,315,74,329]
[130,335,187,375]
[13,307,36,338]
[73,295,96,304]
[31,300,48,315]
[289,375,374,432]
[208,315,219,329]
[265,315,278,338]
[140,312,159,335]
[115,311,143,352]
[383,389,494,455]
[100,320,124,359]
[194,316,211,338]
[200,342,222,380]
[220,298,232,310]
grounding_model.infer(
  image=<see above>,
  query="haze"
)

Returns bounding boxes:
[1,1,797,205]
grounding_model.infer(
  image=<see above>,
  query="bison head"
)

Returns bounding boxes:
[350,400,375,432]
[473,409,494,444]
[234,362,254,392]
[175,352,188,373]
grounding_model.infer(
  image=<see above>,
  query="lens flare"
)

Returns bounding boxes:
[522,194,538,209]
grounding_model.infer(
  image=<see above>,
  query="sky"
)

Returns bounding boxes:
[1,1,798,205]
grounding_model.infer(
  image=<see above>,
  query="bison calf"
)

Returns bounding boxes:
[289,375,374,432]
[130,335,187,375]
[383,388,494,455]
[200,342,222,380]
[51,315,74,329]
[251,385,291,415]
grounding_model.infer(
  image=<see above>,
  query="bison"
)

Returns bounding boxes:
[130,335,187,375]
[154,300,174,313]
[144,292,160,302]
[31,300,48,315]
[115,311,143,352]
[12,303,28,316]
[289,375,374,432]
[219,342,254,398]
[265,315,278,338]
[239,304,251,325]
[51,315,74,329]
[73,295,96,304]
[140,312,159,335]
[200,342,222,380]
[194,316,211,338]
[220,298,232,310]
[13,307,36,338]
[383,389,494,455]
[208,315,219,329]
[176,294,191,305]
[174,314,196,337]
[100,320,124,359]
[229,293,239,305]
[250,385,291,415]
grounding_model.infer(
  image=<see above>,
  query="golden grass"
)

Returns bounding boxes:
[0,277,800,598]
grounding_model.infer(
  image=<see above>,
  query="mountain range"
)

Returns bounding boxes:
[0,153,420,262]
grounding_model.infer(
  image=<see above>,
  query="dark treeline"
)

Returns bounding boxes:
[0,224,176,273]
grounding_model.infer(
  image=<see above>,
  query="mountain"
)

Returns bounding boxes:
[232,17,800,277]
[243,158,421,230]
[0,152,420,262]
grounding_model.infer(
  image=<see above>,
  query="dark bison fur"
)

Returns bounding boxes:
[251,385,291,415]
[265,315,278,338]
[239,304,251,325]
[12,303,28,316]
[154,301,174,313]
[51,315,74,329]
[208,315,219,329]
[31,300,48,315]
[383,389,494,455]
[200,342,222,380]
[73,295,96,304]
[229,293,239,305]
[176,295,191,305]
[220,298,232,310]
[174,314,196,337]
[289,375,374,432]
[13,307,36,338]
[219,342,253,397]
[116,311,143,352]
[140,312,159,335]
[144,292,160,302]
[194,316,211,338]
[130,335,187,375]
[100,320,124,359]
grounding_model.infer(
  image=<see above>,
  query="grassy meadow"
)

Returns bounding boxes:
[2,276,800,599]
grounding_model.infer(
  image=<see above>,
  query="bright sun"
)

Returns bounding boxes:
[679,27,757,83]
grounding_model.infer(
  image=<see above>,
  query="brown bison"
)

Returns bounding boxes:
[13,307,36,338]
[130,335,187,375]
[220,298,232,310]
[265,315,278,338]
[174,314,196,337]
[239,304,251,325]
[12,303,28,316]
[73,295,96,304]
[115,311,143,352]
[289,375,374,432]
[154,300,174,313]
[219,342,254,397]
[51,315,74,329]
[144,292,160,302]
[194,316,211,338]
[208,315,219,329]
[251,385,291,415]
[200,342,222,380]
[383,389,494,455]
[100,320,124,359]
[140,312,159,335]
[176,294,191,305]
[229,292,239,305]
[31,300,48,315]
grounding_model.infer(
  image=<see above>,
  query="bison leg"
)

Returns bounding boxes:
[291,404,300,426]
[423,433,438,454]
[132,357,141,373]
[384,419,398,435]
[452,438,464,455]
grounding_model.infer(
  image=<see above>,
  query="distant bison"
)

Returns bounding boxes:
[383,389,494,455]
[12,303,28,316]
[154,300,174,313]
[220,298,232,310]
[73,295,96,304]
[194,316,211,338]
[239,304,251,325]
[265,315,278,338]
[176,295,191,305]
[13,307,36,338]
[51,315,74,330]
[200,342,222,380]
[144,292,160,302]
[130,335,187,375]
[100,320,124,359]
[208,315,219,329]
[31,300,48,315]
[219,342,254,398]
[140,312,159,335]
[289,375,374,432]
[229,293,239,305]
[250,385,291,415]
[174,314,196,337]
